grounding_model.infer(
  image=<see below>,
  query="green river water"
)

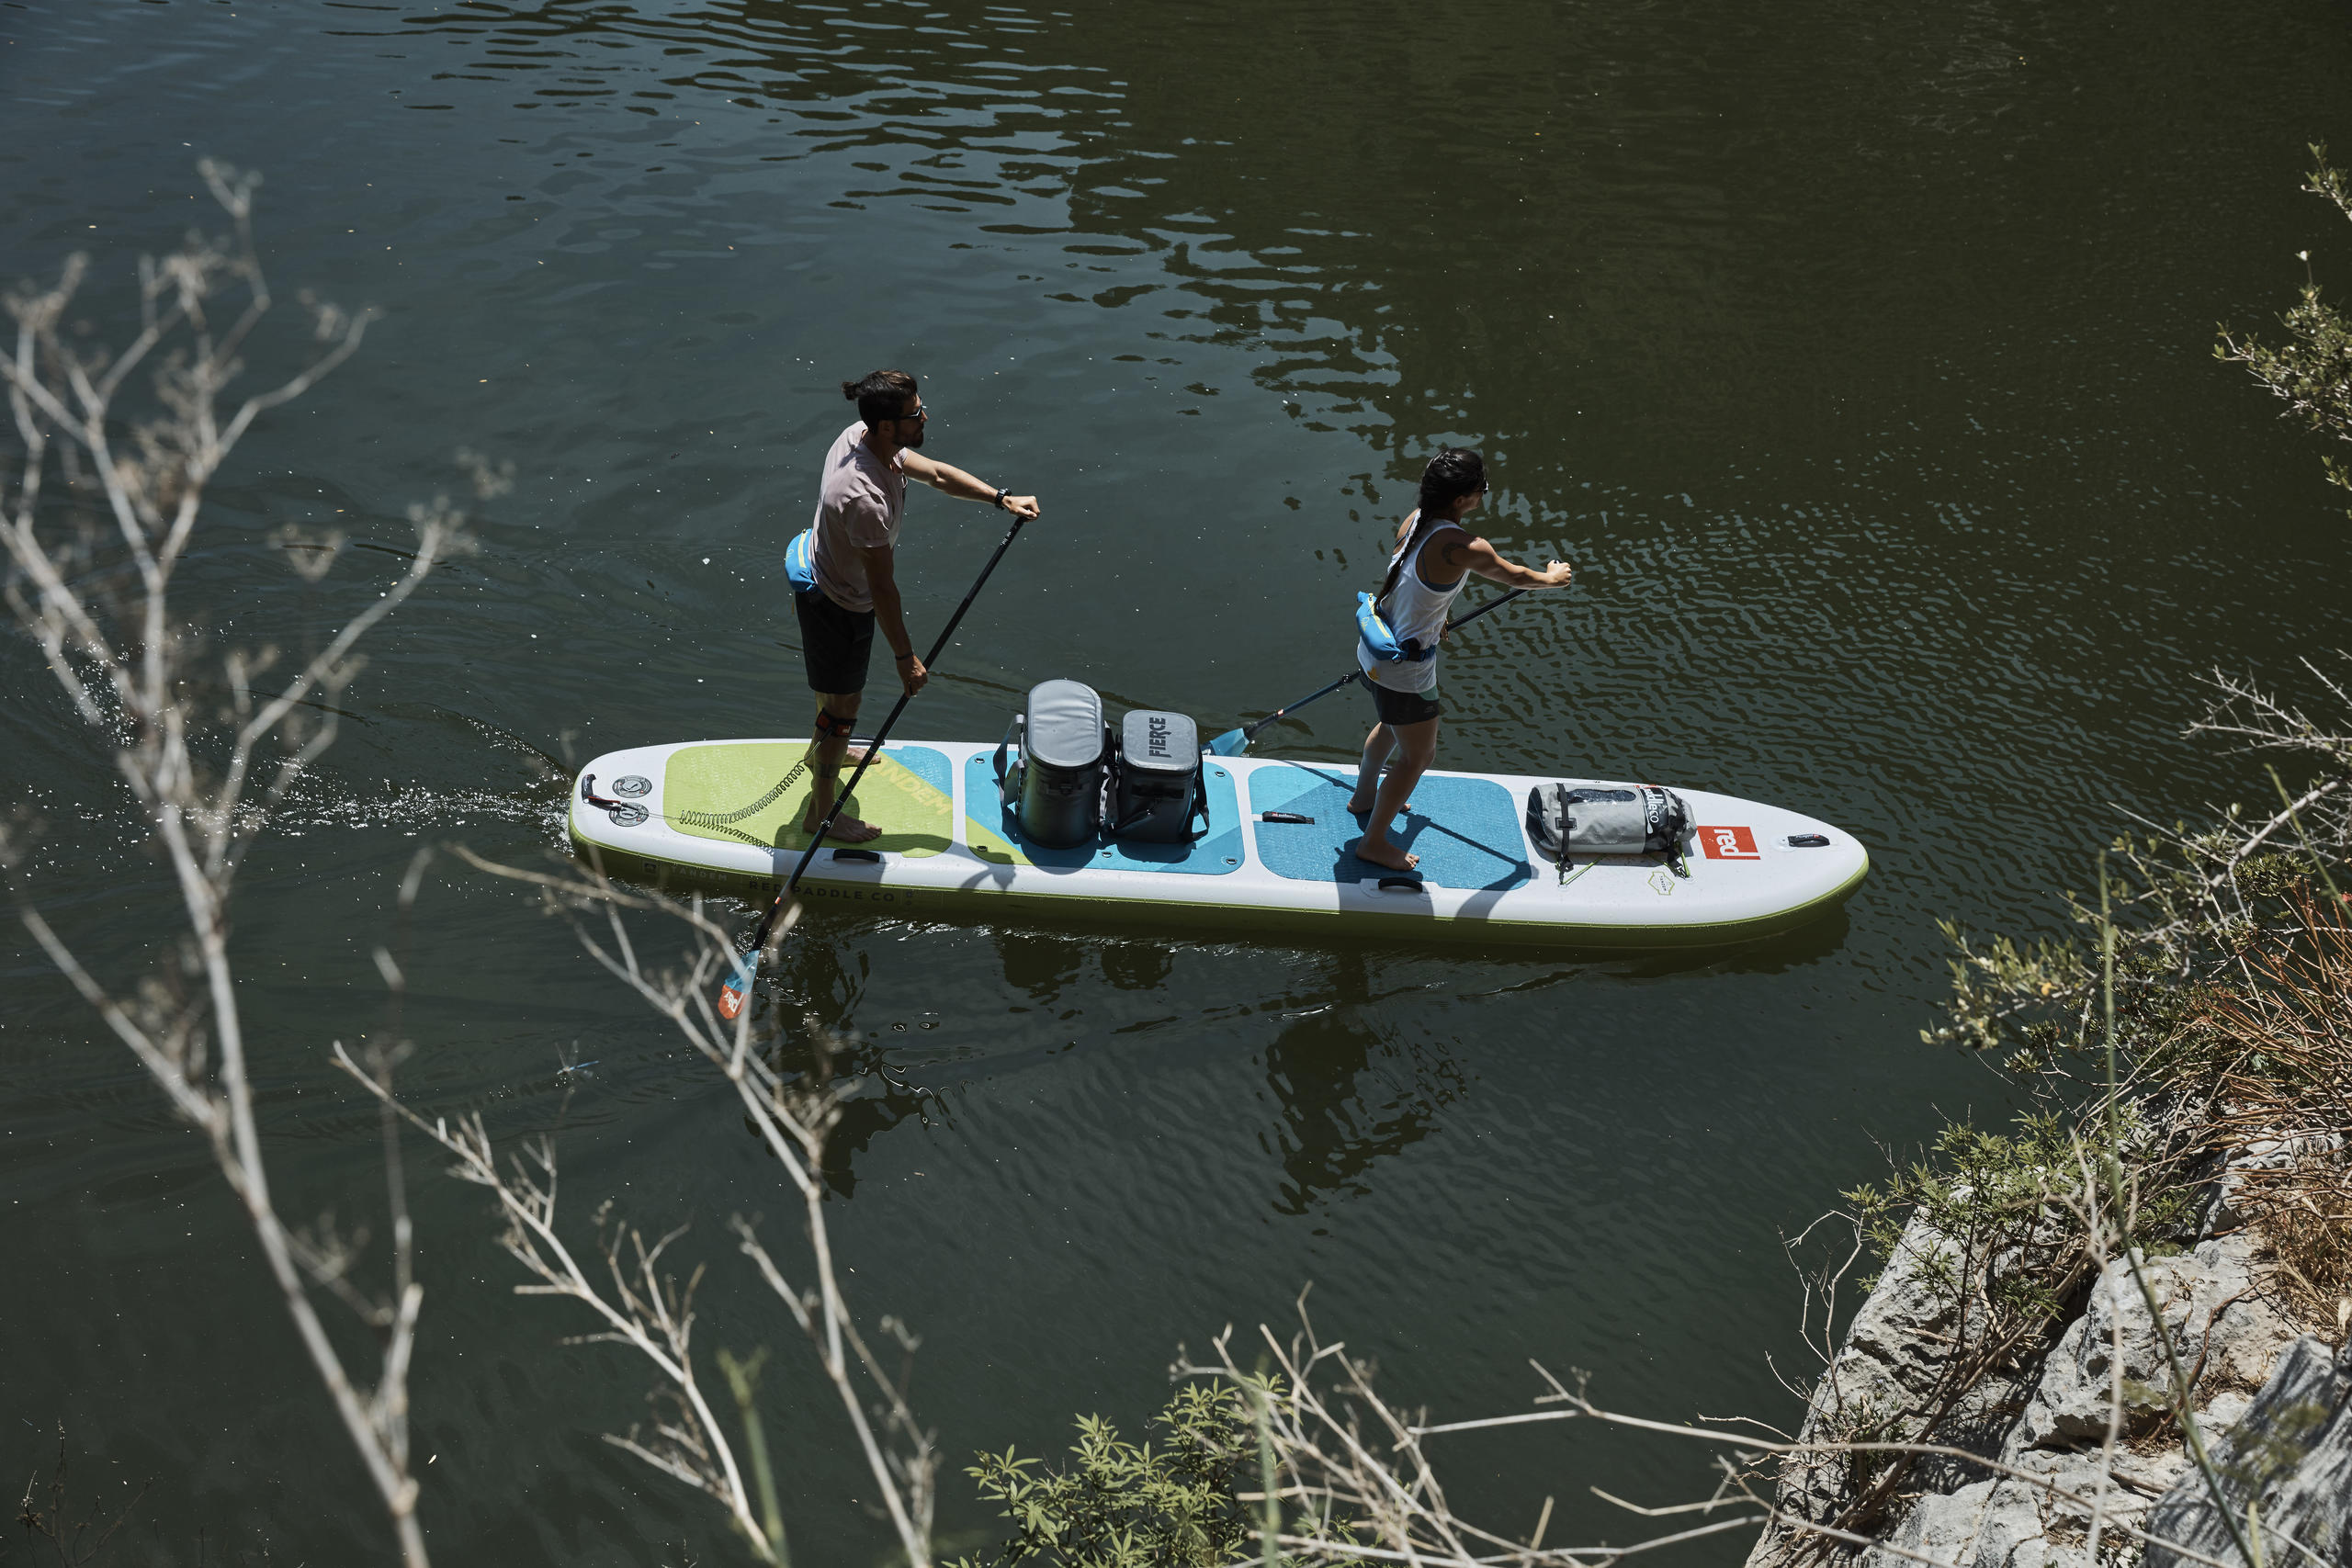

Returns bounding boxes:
[5,1,2351,1562]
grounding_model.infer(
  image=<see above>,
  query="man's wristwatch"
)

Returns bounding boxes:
[992,487,1010,511]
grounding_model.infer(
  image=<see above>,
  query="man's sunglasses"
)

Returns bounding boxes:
[890,405,930,423]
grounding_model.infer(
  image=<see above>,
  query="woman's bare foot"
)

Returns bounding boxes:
[1348,837,1419,872]
[806,815,882,843]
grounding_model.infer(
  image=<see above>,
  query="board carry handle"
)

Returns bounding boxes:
[991,716,1023,803]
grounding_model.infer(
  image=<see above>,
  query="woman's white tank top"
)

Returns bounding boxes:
[1358,513,1467,694]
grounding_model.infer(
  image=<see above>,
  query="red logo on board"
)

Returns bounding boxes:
[1698,825,1760,861]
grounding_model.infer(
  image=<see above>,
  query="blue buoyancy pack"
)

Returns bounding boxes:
[1355,591,1437,664]
[785,528,817,592]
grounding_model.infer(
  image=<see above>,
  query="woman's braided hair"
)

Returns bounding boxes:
[1418,446,1487,516]
[1379,447,1487,604]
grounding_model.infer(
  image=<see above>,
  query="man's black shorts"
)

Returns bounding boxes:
[1367,678,1442,727]
[794,586,876,694]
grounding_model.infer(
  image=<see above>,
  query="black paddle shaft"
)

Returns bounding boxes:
[765,510,1031,924]
[1237,588,1530,745]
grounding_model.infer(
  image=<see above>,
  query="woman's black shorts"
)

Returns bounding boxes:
[1366,678,1442,727]
[794,586,876,694]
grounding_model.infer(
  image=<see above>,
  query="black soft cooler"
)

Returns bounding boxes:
[1110,709,1203,842]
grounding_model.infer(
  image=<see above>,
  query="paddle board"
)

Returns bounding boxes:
[566,739,1867,950]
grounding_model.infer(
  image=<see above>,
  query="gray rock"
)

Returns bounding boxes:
[2198,1134,2342,1242]
[2199,1390,2255,1438]
[1746,1089,2334,1568]
[2006,1240,2296,1458]
[2144,1335,2352,1568]
[1749,1206,2309,1568]
[1863,1446,2187,1568]
[1747,1210,2049,1564]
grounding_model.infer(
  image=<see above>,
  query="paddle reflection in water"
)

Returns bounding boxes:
[750,920,947,1198]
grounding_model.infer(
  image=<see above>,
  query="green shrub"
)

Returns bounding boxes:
[948,1382,1284,1568]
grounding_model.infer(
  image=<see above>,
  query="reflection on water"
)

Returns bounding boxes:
[993,926,1086,1010]
[729,929,946,1197]
[1261,959,1468,1217]
[7,0,2352,1563]
[1099,937,1174,993]
[820,1057,935,1199]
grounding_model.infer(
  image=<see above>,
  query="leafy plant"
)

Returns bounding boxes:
[2218,144,2352,511]
[948,1382,1284,1568]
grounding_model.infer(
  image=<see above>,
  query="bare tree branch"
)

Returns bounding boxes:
[4,164,468,1568]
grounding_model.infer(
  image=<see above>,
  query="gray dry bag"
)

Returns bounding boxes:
[995,679,1108,849]
[1108,709,1207,842]
[1524,782,1691,874]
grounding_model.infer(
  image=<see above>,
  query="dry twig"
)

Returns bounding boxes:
[3,164,470,1567]
[344,845,938,1566]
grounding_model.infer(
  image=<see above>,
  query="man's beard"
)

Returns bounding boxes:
[905,423,926,448]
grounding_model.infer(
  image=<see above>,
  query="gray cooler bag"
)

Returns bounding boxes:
[995,679,1108,849]
[1108,709,1207,842]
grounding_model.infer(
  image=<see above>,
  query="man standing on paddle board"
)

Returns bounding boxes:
[797,369,1041,842]
[1349,448,1573,873]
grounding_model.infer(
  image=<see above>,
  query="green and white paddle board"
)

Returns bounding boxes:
[568,739,1868,950]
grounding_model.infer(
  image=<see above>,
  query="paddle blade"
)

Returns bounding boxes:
[716,950,759,1021]
[1205,727,1250,757]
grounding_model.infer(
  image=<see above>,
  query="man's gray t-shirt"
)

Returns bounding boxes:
[809,421,905,614]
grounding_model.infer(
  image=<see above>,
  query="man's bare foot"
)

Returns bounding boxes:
[1348,837,1419,872]
[1346,795,1412,816]
[805,815,882,843]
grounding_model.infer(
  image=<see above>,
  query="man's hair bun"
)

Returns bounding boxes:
[841,369,920,427]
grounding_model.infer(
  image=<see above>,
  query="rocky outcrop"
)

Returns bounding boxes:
[2144,1335,2352,1568]
[2002,1241,2295,1459]
[1760,1210,2051,1541]
[1749,1221,2321,1568]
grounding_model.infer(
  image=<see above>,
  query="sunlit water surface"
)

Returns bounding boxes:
[4,2,2350,1562]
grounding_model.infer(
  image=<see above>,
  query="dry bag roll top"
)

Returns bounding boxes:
[994,679,1108,848]
[1109,709,1207,843]
[1524,783,1691,873]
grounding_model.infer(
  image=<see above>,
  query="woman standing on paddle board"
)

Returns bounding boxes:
[1349,449,1573,873]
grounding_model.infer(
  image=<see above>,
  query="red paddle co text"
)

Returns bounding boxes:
[1698,824,1760,861]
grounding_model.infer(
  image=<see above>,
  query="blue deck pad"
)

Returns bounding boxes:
[1247,764,1533,890]
[961,753,1246,875]
[879,743,951,797]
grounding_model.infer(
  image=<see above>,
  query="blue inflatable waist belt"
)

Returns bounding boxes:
[1355,591,1434,663]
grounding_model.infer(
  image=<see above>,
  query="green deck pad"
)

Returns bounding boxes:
[662,743,951,856]
[1247,763,1532,890]
[963,752,1244,874]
